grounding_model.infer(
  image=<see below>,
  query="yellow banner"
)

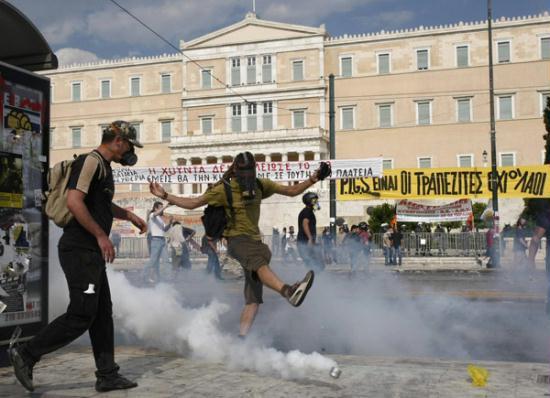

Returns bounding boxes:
[337,166,550,200]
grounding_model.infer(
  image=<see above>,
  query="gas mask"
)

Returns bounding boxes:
[311,198,321,211]
[120,146,137,166]
[234,152,257,201]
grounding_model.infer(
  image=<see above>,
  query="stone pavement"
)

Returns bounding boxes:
[0,346,548,397]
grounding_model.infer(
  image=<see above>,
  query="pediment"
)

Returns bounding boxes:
[183,16,325,49]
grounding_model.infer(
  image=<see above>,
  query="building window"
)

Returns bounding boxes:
[247,103,257,131]
[262,55,272,83]
[497,41,510,63]
[542,37,550,60]
[500,153,515,167]
[201,117,213,134]
[231,58,241,86]
[130,122,141,142]
[247,56,256,84]
[541,92,550,115]
[456,45,469,67]
[100,80,111,99]
[378,104,393,128]
[263,101,273,130]
[382,159,393,170]
[201,69,212,89]
[416,49,429,70]
[416,101,431,125]
[292,109,305,128]
[292,60,304,81]
[457,98,471,122]
[498,95,513,120]
[49,128,54,147]
[458,154,473,168]
[231,104,241,132]
[340,56,352,77]
[71,82,81,101]
[161,74,171,93]
[71,127,81,148]
[340,107,354,130]
[377,53,390,74]
[130,77,141,96]
[161,120,171,142]
[418,157,432,168]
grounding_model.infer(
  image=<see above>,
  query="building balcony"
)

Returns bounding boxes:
[170,127,329,150]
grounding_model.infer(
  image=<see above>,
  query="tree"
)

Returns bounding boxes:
[367,203,395,233]
[472,202,488,230]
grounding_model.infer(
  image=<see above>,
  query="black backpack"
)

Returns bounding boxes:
[201,179,263,241]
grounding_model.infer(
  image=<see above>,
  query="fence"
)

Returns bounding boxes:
[116,232,541,259]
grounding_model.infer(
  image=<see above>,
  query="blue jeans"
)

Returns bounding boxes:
[143,237,165,282]
[391,246,402,265]
[205,247,222,279]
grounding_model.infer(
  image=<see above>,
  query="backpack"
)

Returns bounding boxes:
[201,179,263,241]
[44,151,106,228]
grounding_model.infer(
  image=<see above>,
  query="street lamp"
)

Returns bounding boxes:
[482,150,488,167]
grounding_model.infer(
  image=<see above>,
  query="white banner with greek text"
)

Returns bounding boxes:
[396,199,473,223]
[113,158,383,184]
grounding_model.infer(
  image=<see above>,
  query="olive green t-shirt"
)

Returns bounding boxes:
[204,178,278,240]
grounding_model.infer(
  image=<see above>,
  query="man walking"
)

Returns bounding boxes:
[142,201,171,283]
[150,152,330,337]
[8,121,147,392]
[297,192,323,271]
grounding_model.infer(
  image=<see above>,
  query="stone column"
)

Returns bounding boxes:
[298,152,305,162]
[201,158,207,193]
[265,154,272,163]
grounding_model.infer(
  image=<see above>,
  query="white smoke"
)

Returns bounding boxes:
[108,270,336,379]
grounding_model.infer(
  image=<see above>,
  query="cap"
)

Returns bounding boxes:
[107,120,143,148]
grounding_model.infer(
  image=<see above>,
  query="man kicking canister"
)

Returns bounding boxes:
[150,152,331,337]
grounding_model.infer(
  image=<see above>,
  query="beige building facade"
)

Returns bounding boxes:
[44,12,550,232]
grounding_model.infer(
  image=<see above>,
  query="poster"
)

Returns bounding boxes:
[337,165,550,200]
[112,158,384,184]
[396,199,473,223]
[0,152,23,208]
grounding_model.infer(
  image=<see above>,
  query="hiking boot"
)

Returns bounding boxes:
[8,346,34,392]
[286,270,314,307]
[95,374,138,392]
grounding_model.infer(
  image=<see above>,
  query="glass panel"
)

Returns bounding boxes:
[72,128,81,148]
[293,61,303,81]
[247,57,256,84]
[161,74,171,93]
[418,158,431,168]
[379,105,392,127]
[417,102,430,125]
[202,118,212,134]
[378,54,390,74]
[457,99,471,122]
[382,159,393,170]
[417,50,428,70]
[101,80,110,98]
[456,46,469,67]
[72,83,81,101]
[262,55,272,83]
[342,108,354,129]
[131,77,140,96]
[498,42,510,63]
[341,57,352,77]
[232,117,241,132]
[293,110,305,128]
[231,58,240,86]
[499,96,512,120]
[161,121,171,142]
[542,38,550,60]
[263,114,273,130]
[201,70,211,89]
[501,153,514,166]
[459,155,472,167]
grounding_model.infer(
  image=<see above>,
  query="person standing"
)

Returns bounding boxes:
[527,200,550,316]
[285,226,298,262]
[110,231,121,256]
[513,217,528,267]
[297,192,323,271]
[280,227,287,258]
[271,227,280,256]
[142,201,171,284]
[391,225,403,266]
[202,234,222,280]
[382,224,393,265]
[150,152,330,337]
[8,121,147,392]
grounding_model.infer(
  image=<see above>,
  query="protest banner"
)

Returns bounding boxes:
[337,165,550,200]
[396,199,472,223]
[113,158,383,184]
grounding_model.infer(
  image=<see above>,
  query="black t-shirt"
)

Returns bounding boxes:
[59,151,114,252]
[392,231,403,247]
[297,207,316,243]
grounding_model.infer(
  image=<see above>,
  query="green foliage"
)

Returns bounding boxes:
[472,202,488,230]
[441,221,462,232]
[367,203,395,233]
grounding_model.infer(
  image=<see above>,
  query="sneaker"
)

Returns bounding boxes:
[7,346,34,392]
[287,270,314,307]
[95,374,137,392]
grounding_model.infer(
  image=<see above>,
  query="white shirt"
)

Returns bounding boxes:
[148,214,166,237]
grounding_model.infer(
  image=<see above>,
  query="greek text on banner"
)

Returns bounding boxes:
[113,158,383,184]
[337,165,550,200]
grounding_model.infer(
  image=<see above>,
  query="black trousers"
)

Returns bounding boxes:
[22,248,118,377]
